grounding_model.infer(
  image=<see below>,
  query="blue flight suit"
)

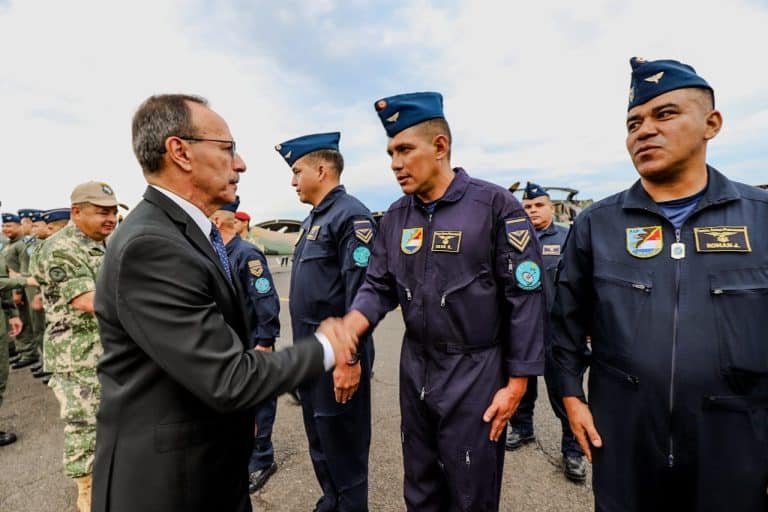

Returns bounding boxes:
[552,167,768,511]
[290,185,375,512]
[351,168,545,512]
[225,235,280,474]
[510,221,584,456]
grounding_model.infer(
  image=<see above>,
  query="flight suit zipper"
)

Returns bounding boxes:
[420,211,434,402]
[668,227,682,468]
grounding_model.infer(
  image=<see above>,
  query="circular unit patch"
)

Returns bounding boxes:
[353,246,371,267]
[48,267,67,282]
[515,260,541,291]
[254,277,271,293]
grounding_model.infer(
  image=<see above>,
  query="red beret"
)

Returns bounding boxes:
[235,211,250,222]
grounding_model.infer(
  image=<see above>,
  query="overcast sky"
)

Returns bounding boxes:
[1,0,766,220]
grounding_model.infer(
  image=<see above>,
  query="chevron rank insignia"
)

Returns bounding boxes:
[354,219,374,244]
[505,217,531,252]
[248,259,264,277]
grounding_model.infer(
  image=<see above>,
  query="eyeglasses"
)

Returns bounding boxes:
[178,136,237,157]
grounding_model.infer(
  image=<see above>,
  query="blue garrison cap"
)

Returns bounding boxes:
[628,57,713,111]
[42,208,70,223]
[18,209,44,221]
[2,213,21,223]
[274,132,340,167]
[522,182,549,200]
[374,92,444,137]
[220,196,240,213]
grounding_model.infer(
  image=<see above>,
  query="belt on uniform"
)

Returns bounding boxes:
[432,341,500,354]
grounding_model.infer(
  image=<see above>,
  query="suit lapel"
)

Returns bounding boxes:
[142,187,236,294]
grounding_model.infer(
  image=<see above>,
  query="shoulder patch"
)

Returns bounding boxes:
[505,217,531,252]
[353,246,371,267]
[353,219,374,244]
[48,266,67,283]
[254,277,271,293]
[248,259,264,277]
[515,260,541,291]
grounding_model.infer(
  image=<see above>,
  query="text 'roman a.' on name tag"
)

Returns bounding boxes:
[693,226,751,252]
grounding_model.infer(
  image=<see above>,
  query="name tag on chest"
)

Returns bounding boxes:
[693,226,751,252]
[542,244,561,256]
[431,231,462,253]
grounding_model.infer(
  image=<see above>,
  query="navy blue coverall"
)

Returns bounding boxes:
[552,167,768,511]
[351,168,545,512]
[510,221,584,456]
[290,185,375,512]
[225,234,281,474]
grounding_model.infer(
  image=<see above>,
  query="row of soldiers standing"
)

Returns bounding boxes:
[1,181,123,512]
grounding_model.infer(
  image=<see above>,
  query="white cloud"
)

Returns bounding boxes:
[1,0,766,220]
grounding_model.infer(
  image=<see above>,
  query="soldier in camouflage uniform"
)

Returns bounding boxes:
[35,182,121,512]
[0,243,28,447]
[2,210,41,368]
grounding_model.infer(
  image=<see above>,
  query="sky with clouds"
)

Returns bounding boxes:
[1,0,766,220]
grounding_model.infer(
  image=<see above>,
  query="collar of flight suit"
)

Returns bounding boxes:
[621,165,741,216]
[312,185,347,215]
[412,167,471,210]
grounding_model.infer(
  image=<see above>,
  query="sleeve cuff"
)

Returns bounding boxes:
[314,332,335,371]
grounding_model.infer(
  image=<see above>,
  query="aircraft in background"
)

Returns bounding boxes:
[508,181,593,224]
[247,219,301,255]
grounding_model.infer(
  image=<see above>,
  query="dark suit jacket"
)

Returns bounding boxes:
[92,186,324,512]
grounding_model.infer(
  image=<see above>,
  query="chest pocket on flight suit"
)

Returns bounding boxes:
[709,267,768,393]
[592,259,653,363]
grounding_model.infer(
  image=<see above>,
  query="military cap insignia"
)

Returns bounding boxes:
[628,86,635,104]
[401,227,423,254]
[254,277,271,293]
[626,226,663,258]
[284,150,292,160]
[248,259,264,277]
[515,260,541,291]
[274,144,282,151]
[307,225,320,241]
[353,246,371,267]
[644,71,664,84]
[693,226,751,252]
[505,217,531,252]
[386,112,400,123]
[376,100,387,111]
[353,219,374,244]
[431,231,462,253]
[101,184,114,195]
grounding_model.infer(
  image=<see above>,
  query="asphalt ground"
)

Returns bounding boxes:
[0,265,594,511]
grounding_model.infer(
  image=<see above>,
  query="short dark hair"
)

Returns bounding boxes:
[132,94,208,174]
[417,118,452,158]
[306,149,344,175]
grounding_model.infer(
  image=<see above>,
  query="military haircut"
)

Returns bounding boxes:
[306,149,344,175]
[416,118,452,159]
[690,87,715,112]
[132,94,208,174]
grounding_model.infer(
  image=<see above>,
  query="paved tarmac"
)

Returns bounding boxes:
[0,264,594,511]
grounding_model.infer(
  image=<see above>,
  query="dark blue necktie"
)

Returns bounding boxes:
[209,224,232,282]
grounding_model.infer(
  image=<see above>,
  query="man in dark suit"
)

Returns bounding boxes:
[92,94,356,512]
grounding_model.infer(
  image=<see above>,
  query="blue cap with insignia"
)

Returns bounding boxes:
[628,57,713,111]
[2,213,21,223]
[42,208,71,223]
[374,92,444,137]
[220,196,240,213]
[522,182,549,200]
[18,209,44,221]
[274,132,340,167]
